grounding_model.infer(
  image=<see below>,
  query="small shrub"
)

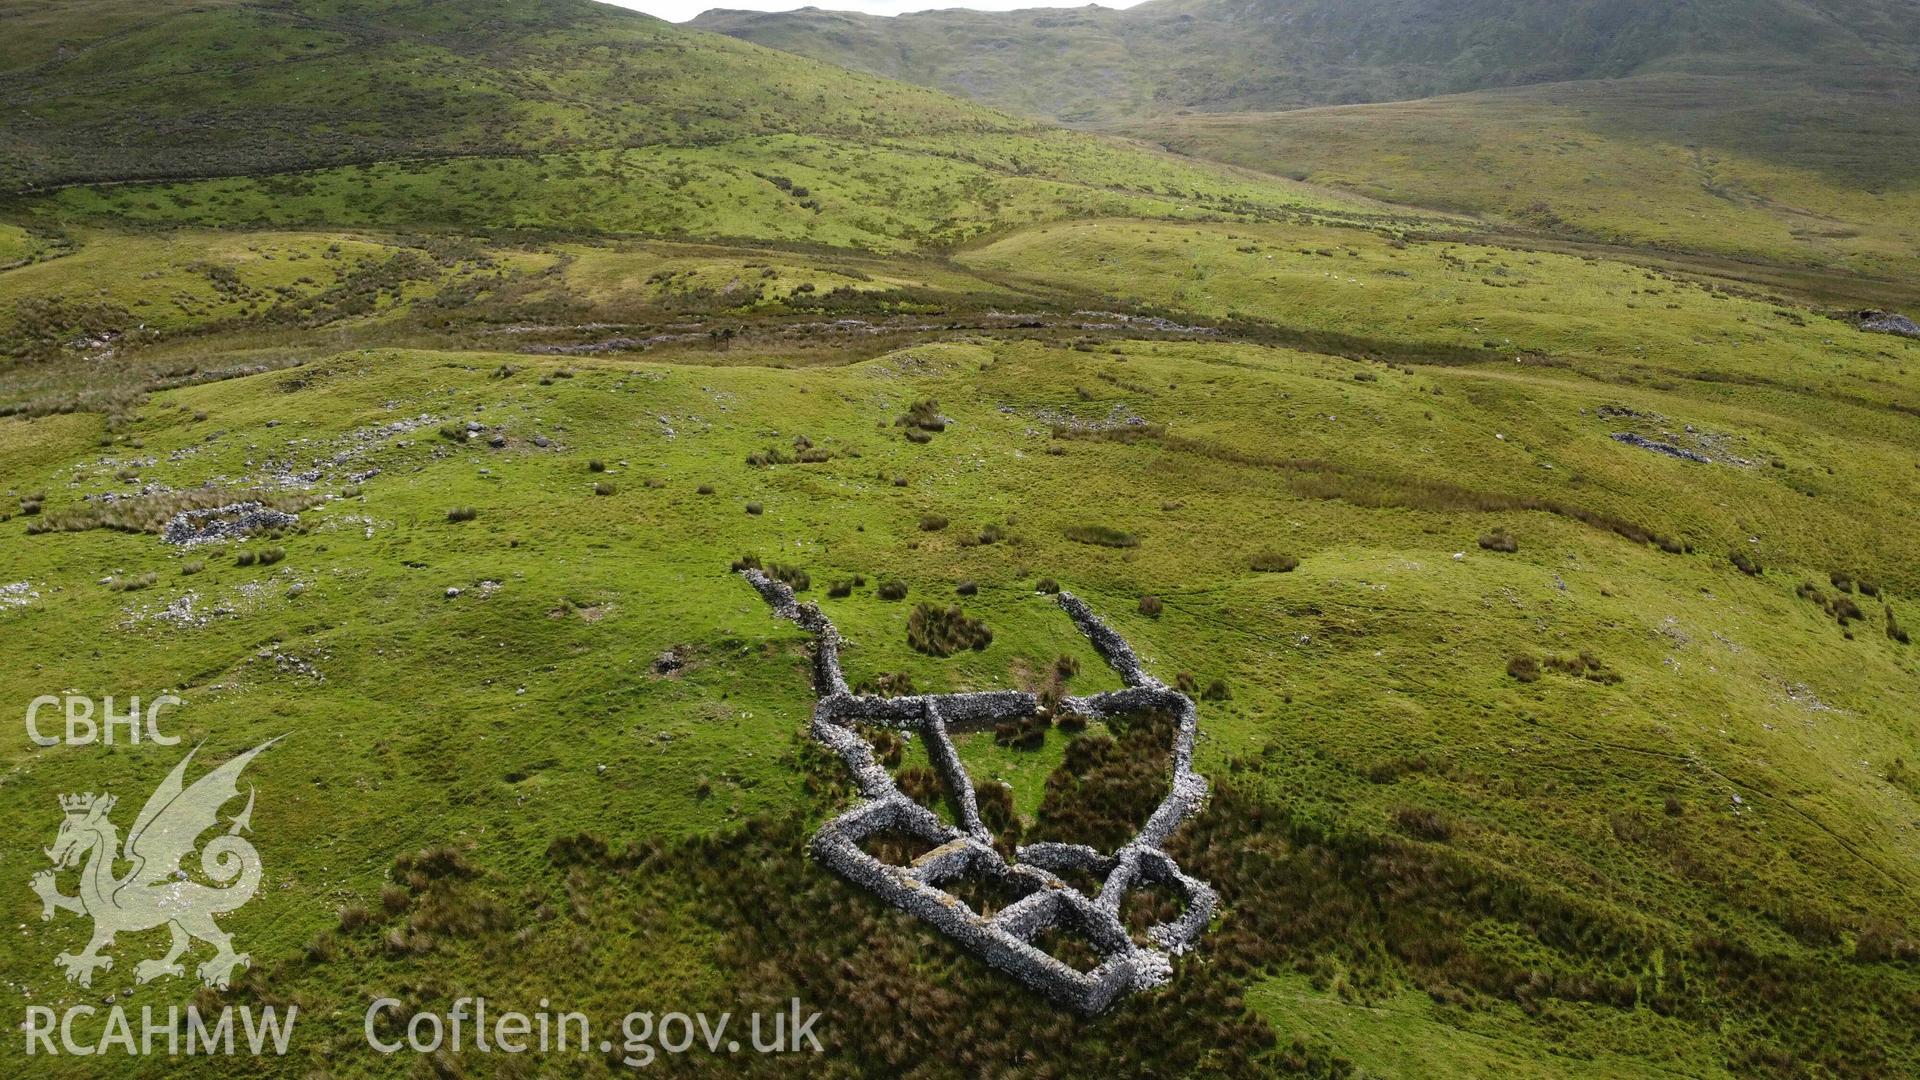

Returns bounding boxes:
[895,399,945,433]
[1730,550,1762,576]
[1507,654,1540,682]
[919,514,948,531]
[257,546,285,566]
[1393,806,1454,842]
[1055,654,1080,679]
[593,481,615,496]
[994,713,1050,750]
[1543,650,1623,684]
[956,580,978,596]
[768,563,809,592]
[1478,530,1518,553]
[1138,594,1163,617]
[745,501,763,515]
[180,560,204,576]
[234,550,257,567]
[1065,524,1137,548]
[1890,605,1910,645]
[878,579,908,601]
[907,603,992,656]
[108,571,158,592]
[975,524,1005,545]
[588,459,606,473]
[1830,571,1854,592]
[1036,577,1060,594]
[1250,552,1297,573]
[447,506,477,523]
[730,554,761,572]
[1202,679,1230,701]
[827,580,854,598]
[696,484,715,495]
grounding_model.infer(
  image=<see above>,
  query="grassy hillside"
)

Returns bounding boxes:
[696,0,1918,122]
[1136,74,1920,287]
[3,0,1919,1075]
[0,0,1035,190]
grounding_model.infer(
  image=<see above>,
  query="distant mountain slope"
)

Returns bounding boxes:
[0,0,1036,190]
[695,0,1918,123]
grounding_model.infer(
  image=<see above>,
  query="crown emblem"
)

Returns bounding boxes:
[58,792,107,813]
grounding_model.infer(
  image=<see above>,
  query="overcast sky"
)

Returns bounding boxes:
[608,0,1143,25]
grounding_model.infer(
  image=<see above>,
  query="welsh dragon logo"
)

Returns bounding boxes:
[30,738,278,990]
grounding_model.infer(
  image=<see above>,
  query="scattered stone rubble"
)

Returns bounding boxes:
[1857,310,1920,339]
[1610,432,1711,464]
[741,569,1216,1015]
[0,580,39,612]
[160,502,300,546]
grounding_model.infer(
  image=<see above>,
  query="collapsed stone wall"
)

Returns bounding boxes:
[740,569,1217,1015]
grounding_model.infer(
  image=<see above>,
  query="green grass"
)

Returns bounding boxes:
[3,319,1917,1072]
[1136,75,1920,286]
[4,0,1920,1073]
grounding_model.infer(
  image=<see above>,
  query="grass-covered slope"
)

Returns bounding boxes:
[0,0,1031,190]
[3,0,1919,1075]
[1134,74,1920,286]
[696,0,1919,122]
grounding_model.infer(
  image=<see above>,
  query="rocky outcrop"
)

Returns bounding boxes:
[740,570,1216,1014]
[1858,310,1920,339]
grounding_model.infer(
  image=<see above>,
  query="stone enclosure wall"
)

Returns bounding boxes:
[740,569,1217,1015]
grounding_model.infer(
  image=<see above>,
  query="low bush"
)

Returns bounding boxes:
[593,481,615,496]
[907,603,991,656]
[1478,530,1518,553]
[956,580,978,596]
[919,514,948,531]
[1393,806,1455,842]
[745,501,763,515]
[1250,552,1297,573]
[1507,655,1541,682]
[1065,524,1137,548]
[767,563,809,592]
[1036,577,1060,594]
[447,506,477,523]
[1138,594,1163,617]
[877,580,908,601]
[1543,650,1623,684]
[1730,550,1762,576]
[895,399,945,434]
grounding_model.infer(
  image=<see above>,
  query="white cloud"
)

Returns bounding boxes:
[610,0,1143,25]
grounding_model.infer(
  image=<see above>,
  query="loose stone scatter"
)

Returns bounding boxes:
[160,502,300,546]
[741,569,1216,1014]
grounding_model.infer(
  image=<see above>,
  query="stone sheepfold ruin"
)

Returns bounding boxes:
[741,569,1216,1015]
